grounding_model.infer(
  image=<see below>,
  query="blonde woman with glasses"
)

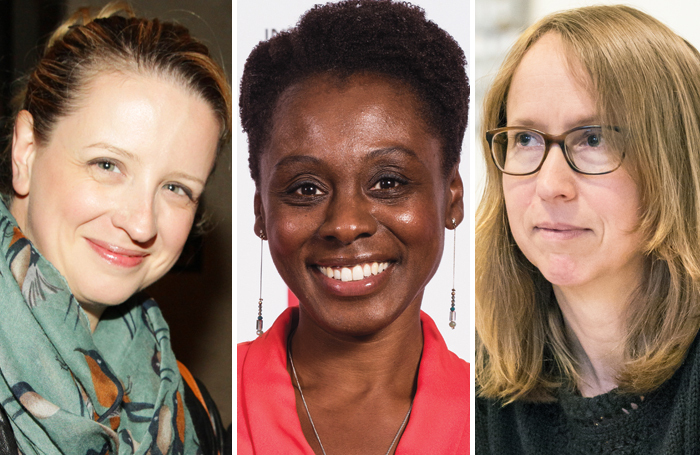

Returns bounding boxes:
[477,5,700,454]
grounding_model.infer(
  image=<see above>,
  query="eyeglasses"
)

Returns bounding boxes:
[485,125,625,176]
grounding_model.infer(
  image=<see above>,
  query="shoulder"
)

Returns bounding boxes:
[179,364,225,455]
[237,341,252,371]
[0,403,17,454]
[237,308,296,375]
[397,311,469,454]
[419,311,469,374]
[476,393,567,455]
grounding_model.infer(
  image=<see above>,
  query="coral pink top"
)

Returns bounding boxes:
[238,307,470,454]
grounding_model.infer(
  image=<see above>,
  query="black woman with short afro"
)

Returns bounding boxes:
[238,1,469,453]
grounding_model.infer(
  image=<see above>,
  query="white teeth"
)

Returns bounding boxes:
[341,267,352,282]
[318,262,391,282]
[352,265,363,280]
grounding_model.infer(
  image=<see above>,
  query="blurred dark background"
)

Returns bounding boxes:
[0,0,232,426]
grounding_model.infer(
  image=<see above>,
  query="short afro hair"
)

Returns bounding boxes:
[240,0,469,184]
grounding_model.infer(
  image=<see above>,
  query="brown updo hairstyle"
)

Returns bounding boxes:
[1,1,232,199]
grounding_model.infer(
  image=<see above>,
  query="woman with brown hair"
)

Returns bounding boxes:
[477,5,700,454]
[0,2,230,453]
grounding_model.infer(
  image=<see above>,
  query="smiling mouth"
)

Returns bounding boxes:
[87,239,148,268]
[316,262,391,282]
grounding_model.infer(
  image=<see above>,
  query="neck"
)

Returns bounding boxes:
[9,196,27,234]
[289,303,424,398]
[80,302,104,333]
[554,275,639,397]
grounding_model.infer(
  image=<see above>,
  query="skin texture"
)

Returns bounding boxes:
[503,33,646,396]
[10,72,219,331]
[254,73,463,454]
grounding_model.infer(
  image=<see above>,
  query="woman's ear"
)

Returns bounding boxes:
[11,111,37,197]
[253,190,267,239]
[445,165,464,229]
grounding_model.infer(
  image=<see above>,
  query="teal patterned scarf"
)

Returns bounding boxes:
[0,202,199,454]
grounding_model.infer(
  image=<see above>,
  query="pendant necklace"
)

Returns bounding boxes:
[288,343,413,455]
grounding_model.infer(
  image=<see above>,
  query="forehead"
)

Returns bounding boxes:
[266,73,435,157]
[45,71,219,173]
[507,33,597,131]
[274,73,426,131]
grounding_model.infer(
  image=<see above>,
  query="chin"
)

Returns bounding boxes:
[72,281,142,307]
[303,300,409,337]
[538,266,589,289]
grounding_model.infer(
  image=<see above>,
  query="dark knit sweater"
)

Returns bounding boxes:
[476,333,700,454]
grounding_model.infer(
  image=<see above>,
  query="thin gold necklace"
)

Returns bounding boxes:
[287,344,413,455]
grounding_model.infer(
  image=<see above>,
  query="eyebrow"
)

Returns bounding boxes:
[367,147,419,160]
[273,147,420,171]
[273,155,321,171]
[86,142,205,186]
[507,117,601,130]
[169,171,206,186]
[86,142,140,162]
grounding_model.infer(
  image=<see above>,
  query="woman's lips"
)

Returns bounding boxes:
[312,261,393,297]
[86,239,148,268]
[534,223,590,240]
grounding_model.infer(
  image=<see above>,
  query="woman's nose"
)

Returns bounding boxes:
[318,190,377,244]
[111,189,158,244]
[535,145,577,201]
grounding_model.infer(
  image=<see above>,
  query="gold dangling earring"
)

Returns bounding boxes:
[256,230,266,336]
[449,218,457,329]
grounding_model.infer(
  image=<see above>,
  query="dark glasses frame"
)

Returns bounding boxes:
[485,125,625,176]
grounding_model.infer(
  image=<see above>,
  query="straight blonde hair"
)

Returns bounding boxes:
[477,5,700,403]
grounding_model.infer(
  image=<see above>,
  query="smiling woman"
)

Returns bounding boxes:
[259,73,448,337]
[238,1,469,454]
[12,73,219,327]
[0,2,230,453]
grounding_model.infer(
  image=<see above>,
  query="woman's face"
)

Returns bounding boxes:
[256,73,463,336]
[503,33,645,293]
[11,72,219,312]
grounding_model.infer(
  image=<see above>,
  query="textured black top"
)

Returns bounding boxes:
[477,333,700,454]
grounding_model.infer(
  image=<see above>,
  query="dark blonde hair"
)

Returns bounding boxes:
[477,5,700,403]
[1,1,232,196]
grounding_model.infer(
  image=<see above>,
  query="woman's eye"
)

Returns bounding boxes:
[585,133,602,147]
[295,183,322,196]
[94,160,120,173]
[372,178,400,190]
[165,183,193,200]
[514,132,541,148]
[517,133,532,146]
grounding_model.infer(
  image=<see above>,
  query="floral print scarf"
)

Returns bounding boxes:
[0,203,199,454]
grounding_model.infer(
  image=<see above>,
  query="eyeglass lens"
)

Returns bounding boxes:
[491,127,623,175]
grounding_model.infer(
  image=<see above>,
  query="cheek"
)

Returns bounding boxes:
[604,176,641,231]
[502,177,530,236]
[157,207,196,255]
[267,206,319,260]
[26,159,93,239]
[383,199,443,258]
[395,209,437,242]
